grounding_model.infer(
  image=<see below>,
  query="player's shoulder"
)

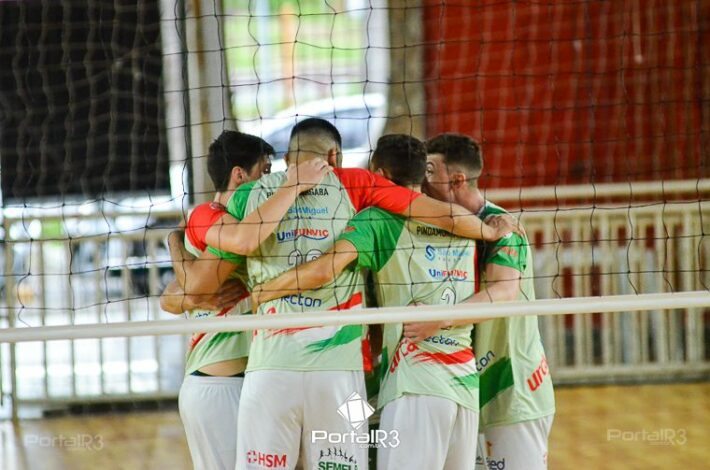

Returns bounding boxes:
[253,171,287,189]
[483,201,528,246]
[333,167,372,185]
[481,200,509,217]
[187,201,226,227]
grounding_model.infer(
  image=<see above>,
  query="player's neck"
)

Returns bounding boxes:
[408,184,421,194]
[215,190,234,207]
[455,188,485,215]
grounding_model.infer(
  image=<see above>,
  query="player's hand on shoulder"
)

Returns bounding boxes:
[286,158,332,193]
[485,214,526,240]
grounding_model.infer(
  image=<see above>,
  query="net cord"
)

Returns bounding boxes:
[1,291,708,343]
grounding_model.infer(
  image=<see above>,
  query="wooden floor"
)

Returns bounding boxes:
[1,383,708,470]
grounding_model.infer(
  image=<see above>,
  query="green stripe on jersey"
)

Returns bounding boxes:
[479,356,514,407]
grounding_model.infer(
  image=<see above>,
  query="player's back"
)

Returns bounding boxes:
[227,170,367,372]
[338,206,479,410]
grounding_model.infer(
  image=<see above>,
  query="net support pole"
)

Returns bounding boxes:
[1,291,709,344]
[159,0,191,209]
[2,216,19,421]
[183,0,234,204]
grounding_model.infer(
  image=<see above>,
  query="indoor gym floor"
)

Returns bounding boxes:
[1,382,708,470]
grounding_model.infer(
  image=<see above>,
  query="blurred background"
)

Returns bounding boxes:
[0,1,708,468]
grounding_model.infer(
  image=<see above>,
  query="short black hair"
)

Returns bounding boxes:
[290,118,342,149]
[426,133,483,176]
[371,134,427,187]
[207,131,274,191]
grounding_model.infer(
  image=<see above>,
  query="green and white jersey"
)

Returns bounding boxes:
[208,168,422,372]
[339,207,480,411]
[181,202,252,376]
[475,201,555,427]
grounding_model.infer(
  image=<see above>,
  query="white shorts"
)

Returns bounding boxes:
[378,395,479,470]
[235,370,368,470]
[477,415,554,470]
[178,374,244,470]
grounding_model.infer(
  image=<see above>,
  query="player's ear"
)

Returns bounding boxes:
[284,152,291,166]
[230,166,247,187]
[450,172,467,189]
[373,167,391,181]
[327,148,339,168]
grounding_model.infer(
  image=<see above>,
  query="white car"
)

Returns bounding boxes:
[240,93,387,172]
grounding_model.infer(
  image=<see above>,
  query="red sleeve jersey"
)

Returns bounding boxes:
[184,202,227,252]
[333,167,422,214]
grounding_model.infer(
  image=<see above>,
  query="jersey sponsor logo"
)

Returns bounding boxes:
[281,293,323,308]
[427,268,469,281]
[476,350,496,372]
[424,244,472,261]
[484,457,506,469]
[317,447,358,470]
[276,227,330,243]
[389,339,419,374]
[416,226,451,237]
[302,187,330,196]
[343,225,356,233]
[527,355,550,391]
[424,334,460,347]
[245,450,287,468]
[287,206,329,216]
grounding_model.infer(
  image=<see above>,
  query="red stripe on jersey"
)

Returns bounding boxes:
[328,292,363,311]
[185,202,227,252]
[188,305,232,351]
[333,167,421,214]
[414,348,475,365]
[361,336,373,373]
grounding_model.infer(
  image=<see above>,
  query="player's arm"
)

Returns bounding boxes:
[159,279,188,315]
[251,239,358,309]
[165,228,240,300]
[343,168,516,241]
[406,195,516,242]
[160,229,246,310]
[204,159,331,255]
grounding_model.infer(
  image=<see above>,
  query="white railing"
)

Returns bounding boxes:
[1,181,708,417]
[1,209,185,419]
[517,200,709,383]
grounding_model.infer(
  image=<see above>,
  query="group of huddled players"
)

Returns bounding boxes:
[160,119,555,470]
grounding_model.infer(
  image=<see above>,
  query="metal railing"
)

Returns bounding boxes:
[1,208,185,419]
[0,181,708,418]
